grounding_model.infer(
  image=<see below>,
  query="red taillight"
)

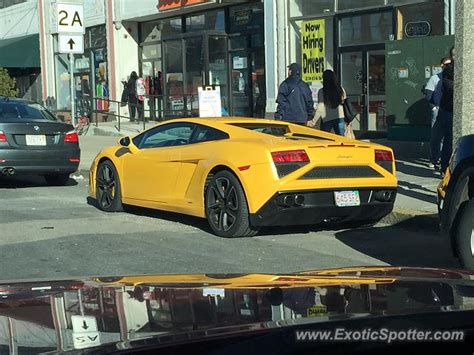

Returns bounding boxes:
[272,150,310,163]
[375,150,393,162]
[64,131,79,143]
[0,131,6,143]
[69,158,80,163]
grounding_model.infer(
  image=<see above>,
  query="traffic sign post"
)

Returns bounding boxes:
[56,3,85,128]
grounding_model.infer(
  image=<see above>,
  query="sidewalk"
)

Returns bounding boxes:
[76,134,441,228]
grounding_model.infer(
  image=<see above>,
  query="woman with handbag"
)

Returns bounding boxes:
[309,70,346,136]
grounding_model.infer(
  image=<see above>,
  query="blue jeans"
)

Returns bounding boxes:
[430,108,443,164]
[438,109,453,172]
[321,118,346,136]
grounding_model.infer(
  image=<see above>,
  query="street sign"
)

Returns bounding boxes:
[71,315,101,350]
[71,315,98,332]
[58,34,84,54]
[73,333,101,350]
[57,3,85,34]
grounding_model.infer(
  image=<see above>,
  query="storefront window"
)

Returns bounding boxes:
[337,0,386,11]
[185,10,225,32]
[289,0,335,18]
[340,12,393,46]
[161,18,183,38]
[142,44,161,60]
[141,21,162,43]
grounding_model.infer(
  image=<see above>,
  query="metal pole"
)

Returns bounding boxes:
[78,288,85,316]
[118,101,121,132]
[70,54,76,127]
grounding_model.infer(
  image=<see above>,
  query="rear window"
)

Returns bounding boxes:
[0,101,59,121]
[228,123,290,137]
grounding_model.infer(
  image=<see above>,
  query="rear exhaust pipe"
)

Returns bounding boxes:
[294,194,305,206]
[1,167,15,176]
[282,195,294,207]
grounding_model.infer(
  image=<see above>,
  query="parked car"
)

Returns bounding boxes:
[438,134,474,268]
[0,97,80,185]
[89,118,397,237]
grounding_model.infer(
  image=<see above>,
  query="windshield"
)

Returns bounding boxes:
[0,0,469,353]
[0,101,59,121]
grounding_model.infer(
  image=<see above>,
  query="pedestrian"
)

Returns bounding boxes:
[310,69,346,136]
[439,47,455,174]
[127,71,138,122]
[274,63,315,125]
[425,56,451,169]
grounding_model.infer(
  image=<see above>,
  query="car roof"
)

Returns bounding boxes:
[0,96,34,104]
[167,117,291,126]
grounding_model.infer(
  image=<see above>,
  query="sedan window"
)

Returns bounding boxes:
[0,101,59,121]
[139,123,195,149]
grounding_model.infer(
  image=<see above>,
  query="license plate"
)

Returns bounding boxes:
[334,191,360,207]
[26,135,46,146]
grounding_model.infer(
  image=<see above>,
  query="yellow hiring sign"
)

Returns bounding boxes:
[301,19,325,83]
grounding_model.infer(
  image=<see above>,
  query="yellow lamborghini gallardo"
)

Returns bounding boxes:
[89,118,397,237]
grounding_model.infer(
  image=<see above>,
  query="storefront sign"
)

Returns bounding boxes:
[198,86,221,117]
[158,0,212,11]
[301,19,325,83]
[233,10,252,26]
[405,21,431,38]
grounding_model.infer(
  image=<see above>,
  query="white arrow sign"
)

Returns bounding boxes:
[57,3,84,34]
[58,34,84,54]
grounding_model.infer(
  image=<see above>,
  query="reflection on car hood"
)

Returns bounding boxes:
[1,266,474,353]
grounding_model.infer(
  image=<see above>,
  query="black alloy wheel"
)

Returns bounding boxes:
[455,199,474,269]
[205,170,258,238]
[96,160,123,212]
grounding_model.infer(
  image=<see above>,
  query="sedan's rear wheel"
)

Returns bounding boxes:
[44,173,70,186]
[455,199,474,268]
[96,160,123,212]
[205,170,258,238]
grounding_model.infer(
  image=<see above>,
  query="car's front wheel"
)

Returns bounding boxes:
[205,170,258,238]
[44,173,70,186]
[455,199,474,268]
[96,160,123,212]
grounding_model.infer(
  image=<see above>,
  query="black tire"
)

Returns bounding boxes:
[44,173,70,186]
[205,170,259,238]
[455,199,474,269]
[96,160,124,212]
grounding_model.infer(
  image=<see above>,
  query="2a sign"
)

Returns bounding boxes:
[57,3,84,34]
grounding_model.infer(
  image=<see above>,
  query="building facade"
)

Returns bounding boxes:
[29,0,456,135]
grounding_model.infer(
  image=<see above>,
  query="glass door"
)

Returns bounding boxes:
[184,36,204,116]
[339,47,386,132]
[340,51,364,131]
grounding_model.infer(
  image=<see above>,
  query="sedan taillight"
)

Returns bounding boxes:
[0,131,6,142]
[64,131,79,143]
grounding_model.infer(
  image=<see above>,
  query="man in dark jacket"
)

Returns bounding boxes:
[439,47,454,174]
[275,63,315,124]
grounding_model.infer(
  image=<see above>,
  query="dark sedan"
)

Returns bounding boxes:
[0,97,80,185]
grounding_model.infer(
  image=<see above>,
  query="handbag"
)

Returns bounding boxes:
[343,99,358,124]
[345,122,355,139]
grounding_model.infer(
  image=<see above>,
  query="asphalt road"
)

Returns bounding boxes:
[0,173,460,281]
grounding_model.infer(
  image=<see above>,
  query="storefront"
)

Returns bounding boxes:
[138,0,265,119]
[288,0,451,135]
[54,25,109,112]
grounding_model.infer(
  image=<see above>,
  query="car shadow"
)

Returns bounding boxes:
[0,175,78,189]
[334,214,460,268]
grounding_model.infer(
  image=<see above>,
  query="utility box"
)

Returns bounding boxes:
[385,35,454,141]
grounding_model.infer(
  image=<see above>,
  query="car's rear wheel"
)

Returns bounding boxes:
[205,170,258,238]
[44,173,70,186]
[96,160,123,212]
[455,199,474,268]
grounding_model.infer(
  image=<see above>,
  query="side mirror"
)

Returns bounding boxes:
[119,136,131,147]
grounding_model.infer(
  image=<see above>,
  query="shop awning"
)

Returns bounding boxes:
[0,34,40,68]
